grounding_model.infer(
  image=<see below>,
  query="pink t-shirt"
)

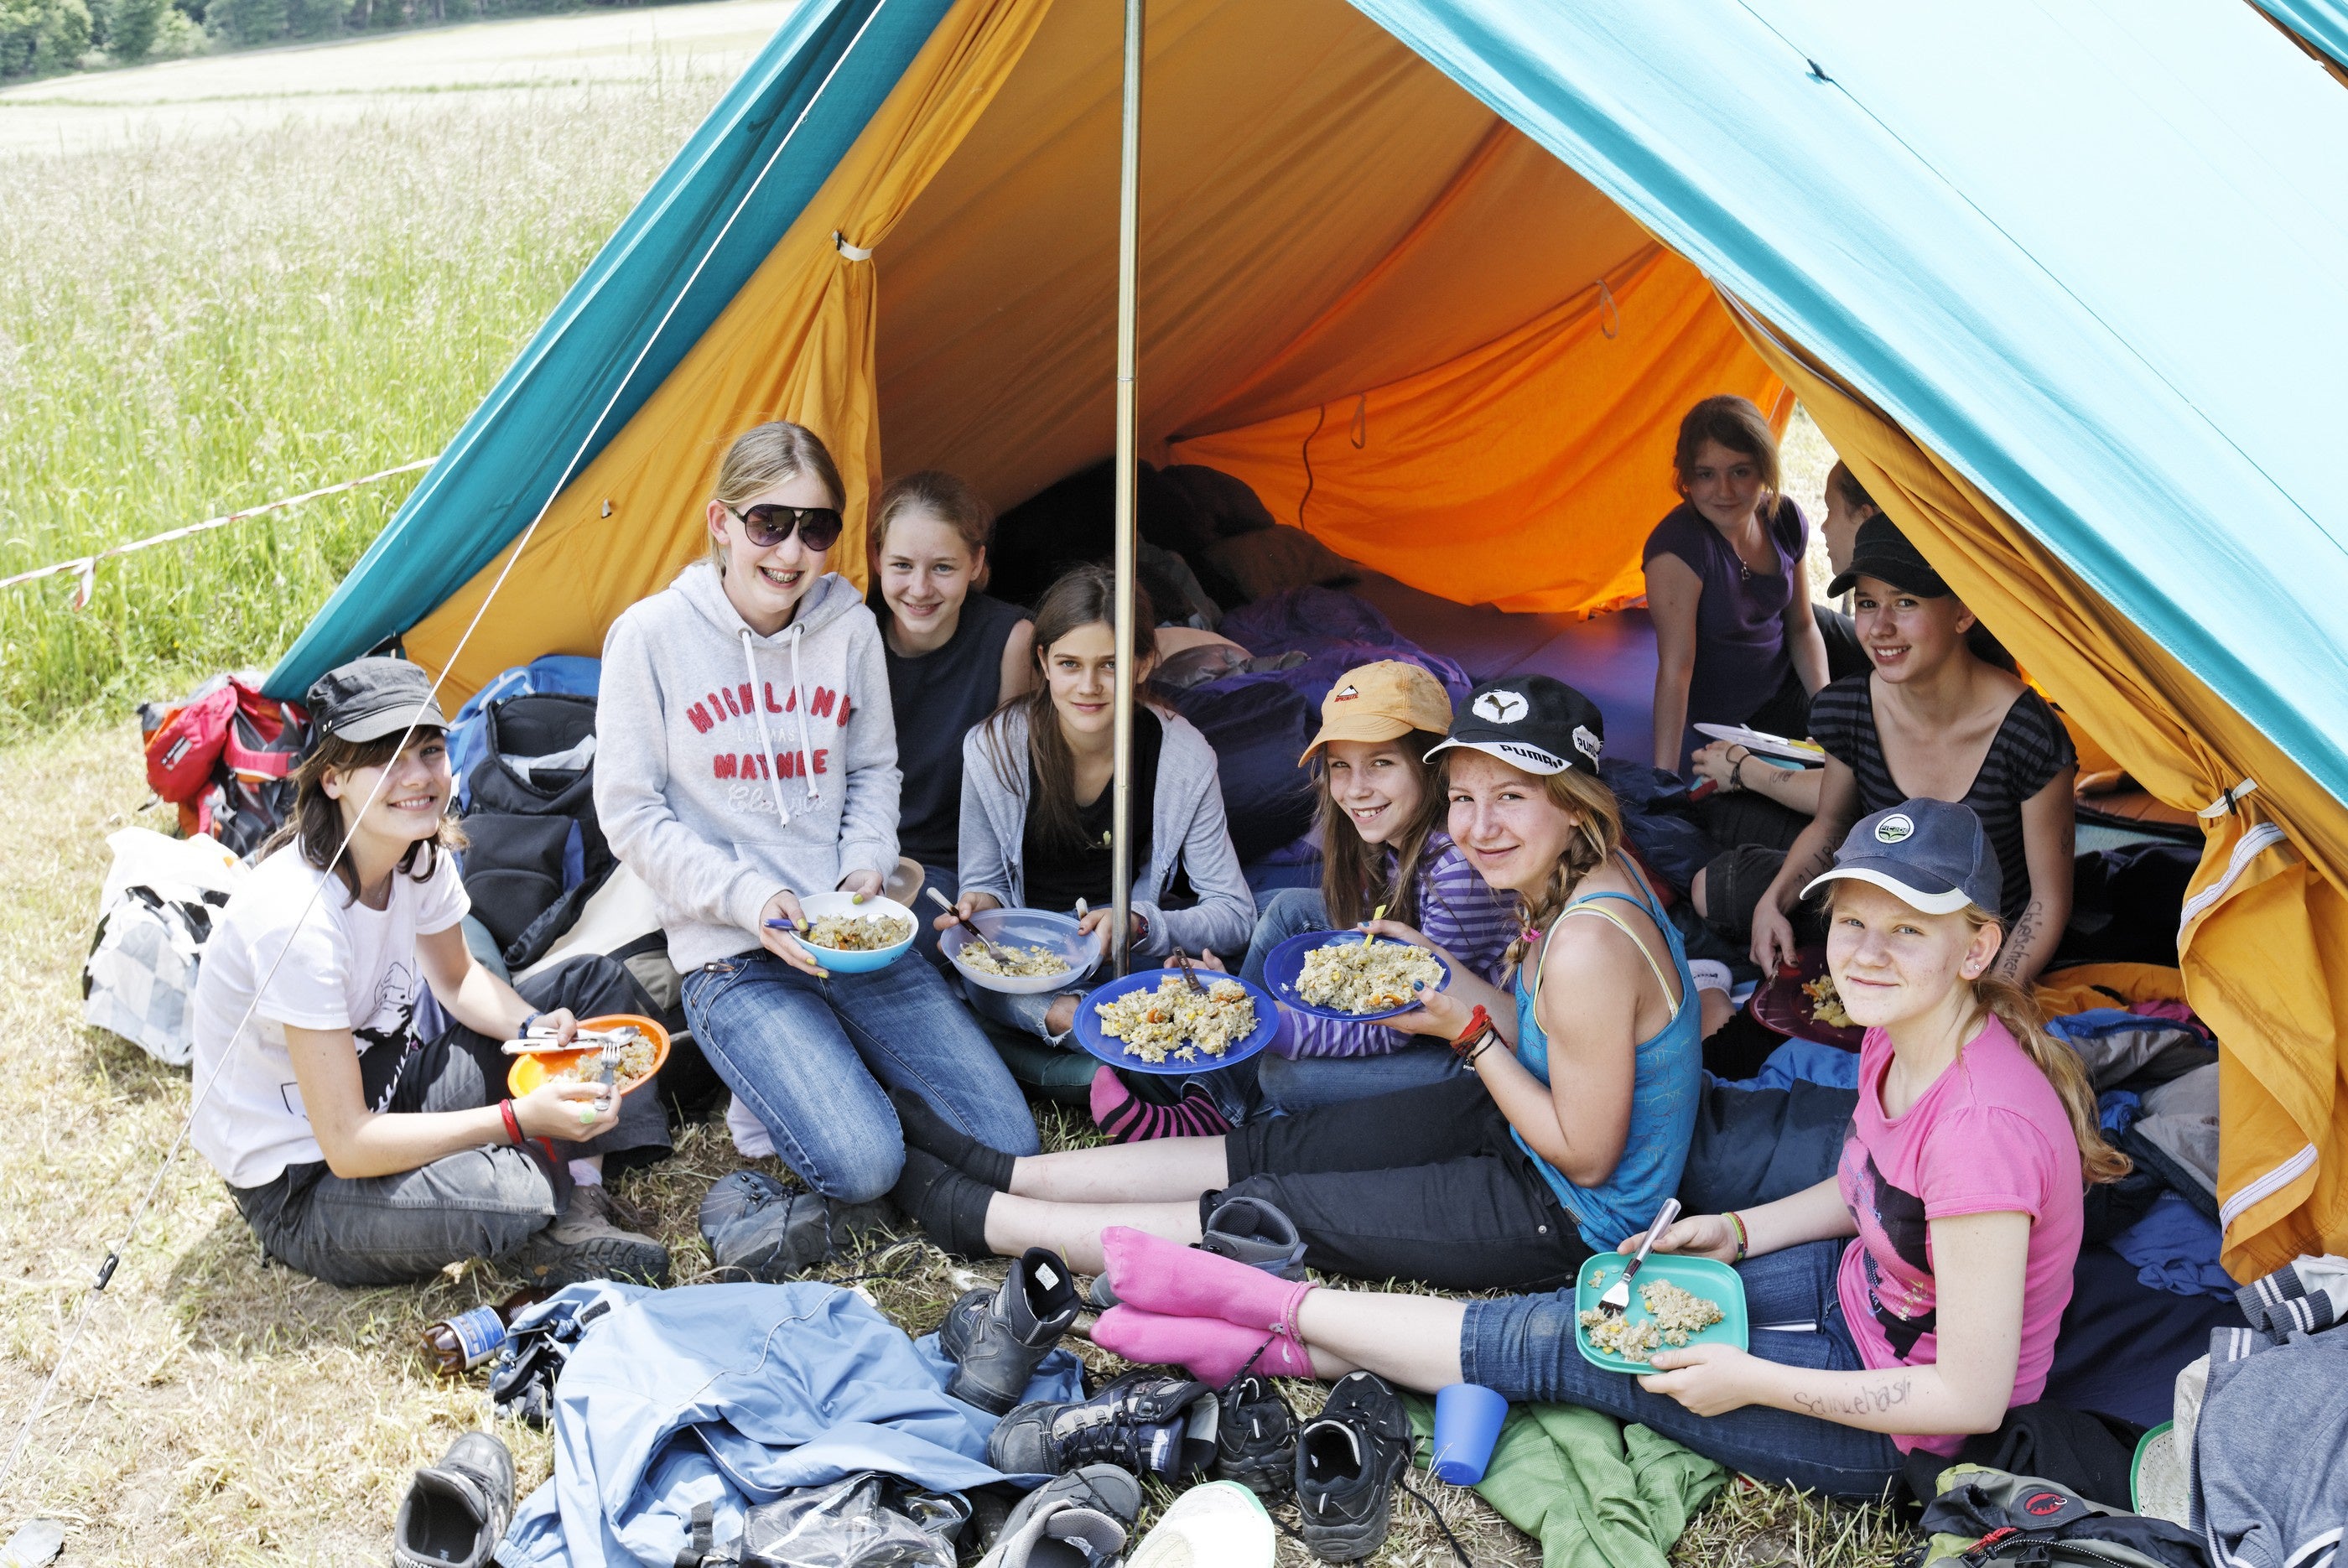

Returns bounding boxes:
[1835,1016,2083,1455]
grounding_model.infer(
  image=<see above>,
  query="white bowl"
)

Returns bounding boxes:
[786,891,917,973]
[941,907,1105,994]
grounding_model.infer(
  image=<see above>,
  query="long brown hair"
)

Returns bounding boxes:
[264,729,465,904]
[1671,395,1781,517]
[1443,760,1627,977]
[1961,906,2132,1185]
[870,470,994,591]
[1317,730,1447,929]
[980,563,1158,854]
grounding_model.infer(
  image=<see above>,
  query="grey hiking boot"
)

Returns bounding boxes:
[975,1465,1140,1568]
[1088,1193,1307,1309]
[515,1183,669,1287]
[988,1372,1219,1483]
[698,1171,892,1281]
[392,1431,513,1568]
[942,1248,1083,1415]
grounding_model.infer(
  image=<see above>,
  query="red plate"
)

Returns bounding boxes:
[1744,947,1864,1050]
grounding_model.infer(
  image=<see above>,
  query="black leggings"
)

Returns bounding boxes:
[1213,1076,1592,1292]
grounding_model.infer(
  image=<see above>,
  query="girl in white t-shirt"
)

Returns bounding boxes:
[191,657,670,1288]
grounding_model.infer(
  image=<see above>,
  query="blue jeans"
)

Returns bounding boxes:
[1460,1238,1904,1497]
[1239,886,1328,987]
[682,950,1038,1202]
[911,862,957,970]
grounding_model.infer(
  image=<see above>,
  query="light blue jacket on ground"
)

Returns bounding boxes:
[496,1281,1081,1568]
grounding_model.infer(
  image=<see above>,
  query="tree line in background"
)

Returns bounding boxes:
[1,0,688,80]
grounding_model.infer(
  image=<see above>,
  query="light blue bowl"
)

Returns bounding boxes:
[785,891,917,974]
[942,906,1104,994]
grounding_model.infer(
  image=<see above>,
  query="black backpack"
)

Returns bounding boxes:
[1907,1466,2209,1568]
[459,693,612,970]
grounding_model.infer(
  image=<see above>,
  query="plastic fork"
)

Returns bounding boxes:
[1599,1197,1681,1317]
[1362,902,1389,945]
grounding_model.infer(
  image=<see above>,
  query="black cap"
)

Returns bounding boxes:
[1826,516,1951,600]
[304,657,448,744]
[1802,798,2002,917]
[1425,675,1604,777]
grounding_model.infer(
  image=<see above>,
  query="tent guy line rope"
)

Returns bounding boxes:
[0,0,897,1504]
[0,458,439,607]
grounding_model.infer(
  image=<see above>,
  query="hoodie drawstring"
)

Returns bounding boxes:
[740,628,794,832]
[788,627,821,809]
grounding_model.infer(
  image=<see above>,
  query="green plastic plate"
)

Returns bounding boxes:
[1573,1253,1751,1373]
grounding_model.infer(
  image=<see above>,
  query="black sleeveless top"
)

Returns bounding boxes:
[880,591,1027,869]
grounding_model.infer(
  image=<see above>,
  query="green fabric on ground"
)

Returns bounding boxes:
[1405,1393,1726,1568]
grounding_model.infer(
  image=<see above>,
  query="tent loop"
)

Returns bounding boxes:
[1297,402,1328,527]
[1349,392,1367,449]
[2198,777,2261,818]
[1597,278,1620,339]
[832,230,874,262]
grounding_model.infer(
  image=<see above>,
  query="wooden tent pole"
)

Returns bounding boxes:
[1109,0,1145,975]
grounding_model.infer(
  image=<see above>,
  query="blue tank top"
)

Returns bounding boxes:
[1509,853,1702,1250]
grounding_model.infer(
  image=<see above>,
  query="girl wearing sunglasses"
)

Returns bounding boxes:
[596,422,1038,1207]
[866,470,1036,963]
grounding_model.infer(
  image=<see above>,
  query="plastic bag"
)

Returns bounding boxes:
[738,1472,969,1568]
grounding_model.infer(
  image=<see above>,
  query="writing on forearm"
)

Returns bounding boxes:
[1791,1378,1912,1418]
[1995,899,2043,979]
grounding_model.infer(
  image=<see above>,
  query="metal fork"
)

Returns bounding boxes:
[1599,1197,1681,1317]
[924,885,1016,966]
[1170,948,1208,995]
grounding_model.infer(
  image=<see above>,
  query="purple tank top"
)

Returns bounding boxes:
[1641,497,1809,727]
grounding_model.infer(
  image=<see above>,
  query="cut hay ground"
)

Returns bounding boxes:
[0,724,1914,1565]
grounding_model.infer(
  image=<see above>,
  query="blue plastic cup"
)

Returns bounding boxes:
[1430,1382,1509,1486]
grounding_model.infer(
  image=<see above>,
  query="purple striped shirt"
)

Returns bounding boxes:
[1280,831,1517,1059]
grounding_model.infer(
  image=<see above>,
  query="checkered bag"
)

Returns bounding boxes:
[81,828,247,1067]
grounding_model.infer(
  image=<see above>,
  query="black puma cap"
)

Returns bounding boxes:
[1424,675,1604,778]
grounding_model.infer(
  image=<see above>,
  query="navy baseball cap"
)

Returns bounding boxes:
[1802,798,2002,916]
[1425,675,1604,777]
[1826,516,1952,600]
[305,657,448,744]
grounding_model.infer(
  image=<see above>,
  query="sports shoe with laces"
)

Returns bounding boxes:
[1295,1371,1410,1562]
[987,1371,1220,1483]
[941,1248,1083,1415]
[1211,1372,1298,1500]
[698,1171,893,1282]
[514,1182,669,1287]
[975,1464,1140,1568]
[392,1431,513,1568]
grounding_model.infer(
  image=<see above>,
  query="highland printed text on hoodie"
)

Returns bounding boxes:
[692,678,853,795]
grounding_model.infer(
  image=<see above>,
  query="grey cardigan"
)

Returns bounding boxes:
[957,705,1256,961]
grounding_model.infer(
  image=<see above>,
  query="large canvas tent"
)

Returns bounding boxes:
[268,0,2348,1278]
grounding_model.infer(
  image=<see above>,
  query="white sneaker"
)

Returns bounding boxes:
[725,1093,776,1159]
[1125,1479,1275,1568]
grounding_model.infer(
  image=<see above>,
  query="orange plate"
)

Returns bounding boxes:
[506,1014,672,1099]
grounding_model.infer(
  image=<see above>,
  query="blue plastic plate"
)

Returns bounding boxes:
[1071,969,1280,1076]
[1573,1253,1749,1373]
[1261,930,1452,1022]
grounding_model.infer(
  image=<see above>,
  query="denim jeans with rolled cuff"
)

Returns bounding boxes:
[682,948,1039,1204]
[1460,1237,1904,1497]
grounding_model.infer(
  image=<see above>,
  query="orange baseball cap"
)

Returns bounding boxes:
[1301,661,1457,763]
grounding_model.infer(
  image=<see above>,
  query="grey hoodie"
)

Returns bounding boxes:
[595,562,900,969]
[958,704,1255,961]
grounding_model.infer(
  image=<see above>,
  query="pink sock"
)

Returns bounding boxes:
[1101,1225,1316,1334]
[1093,1305,1314,1384]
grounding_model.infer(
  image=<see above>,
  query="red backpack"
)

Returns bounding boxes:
[141,676,310,850]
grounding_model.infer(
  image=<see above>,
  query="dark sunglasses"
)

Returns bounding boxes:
[728,503,844,552]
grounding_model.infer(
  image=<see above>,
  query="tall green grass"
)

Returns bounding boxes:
[0,71,727,730]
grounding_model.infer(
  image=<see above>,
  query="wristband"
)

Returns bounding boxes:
[1727,1209,1748,1263]
[1448,1005,1493,1058]
[500,1098,525,1148]
[520,1010,543,1036]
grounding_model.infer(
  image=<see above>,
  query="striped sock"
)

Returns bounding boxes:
[1089,1067,1233,1143]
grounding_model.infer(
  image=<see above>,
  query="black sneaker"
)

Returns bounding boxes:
[1212,1372,1298,1500]
[987,1371,1219,1483]
[942,1249,1083,1415]
[1296,1371,1410,1562]
[393,1431,513,1568]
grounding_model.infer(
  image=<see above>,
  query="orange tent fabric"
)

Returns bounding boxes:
[1739,312,2348,1279]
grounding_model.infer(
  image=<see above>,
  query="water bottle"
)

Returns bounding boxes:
[422,1289,543,1377]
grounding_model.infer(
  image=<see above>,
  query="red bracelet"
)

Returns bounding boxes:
[1449,1005,1493,1059]
[500,1098,525,1148]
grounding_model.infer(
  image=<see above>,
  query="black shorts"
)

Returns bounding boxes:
[1213,1076,1591,1292]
